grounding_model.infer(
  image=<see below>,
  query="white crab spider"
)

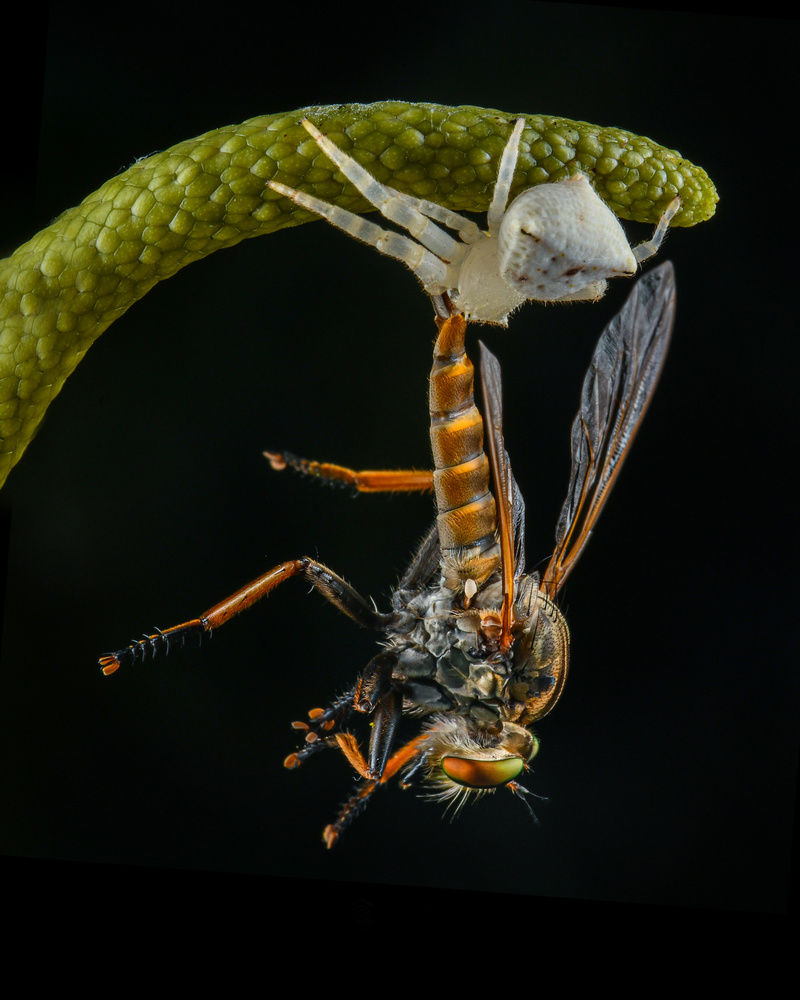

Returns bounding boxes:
[268,117,680,326]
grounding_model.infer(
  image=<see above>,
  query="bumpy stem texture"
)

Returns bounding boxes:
[0,101,717,487]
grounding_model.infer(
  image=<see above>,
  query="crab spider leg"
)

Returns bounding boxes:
[633,195,681,264]
[374,191,465,261]
[487,118,526,234]
[296,118,464,262]
[394,193,482,245]
[268,179,452,291]
[268,115,682,326]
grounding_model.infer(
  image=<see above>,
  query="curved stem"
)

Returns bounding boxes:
[0,101,717,487]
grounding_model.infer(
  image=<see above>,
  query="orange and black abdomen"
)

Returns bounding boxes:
[428,316,498,576]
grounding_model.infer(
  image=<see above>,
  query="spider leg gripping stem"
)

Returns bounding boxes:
[1,102,716,487]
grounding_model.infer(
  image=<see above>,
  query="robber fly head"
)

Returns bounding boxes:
[411,714,539,810]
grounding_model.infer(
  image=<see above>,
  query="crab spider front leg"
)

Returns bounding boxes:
[297,118,472,261]
[267,118,478,294]
[267,176,451,291]
[393,193,482,245]
[487,117,526,234]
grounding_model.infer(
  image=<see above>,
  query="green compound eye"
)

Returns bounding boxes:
[441,755,525,788]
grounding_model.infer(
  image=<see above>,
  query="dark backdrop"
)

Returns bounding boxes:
[1,3,796,934]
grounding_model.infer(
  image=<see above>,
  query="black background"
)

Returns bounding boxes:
[1,3,796,937]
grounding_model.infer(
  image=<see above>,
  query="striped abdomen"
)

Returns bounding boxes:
[428,315,499,586]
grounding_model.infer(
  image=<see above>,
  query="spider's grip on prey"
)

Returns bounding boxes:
[1,101,717,488]
[269,118,684,324]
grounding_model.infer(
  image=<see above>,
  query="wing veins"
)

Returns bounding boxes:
[479,342,517,647]
[543,263,677,596]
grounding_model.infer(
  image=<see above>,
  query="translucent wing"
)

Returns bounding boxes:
[479,342,520,646]
[542,262,676,597]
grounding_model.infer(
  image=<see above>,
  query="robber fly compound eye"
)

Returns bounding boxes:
[441,756,526,789]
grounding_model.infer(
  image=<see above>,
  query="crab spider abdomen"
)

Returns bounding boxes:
[498,173,637,303]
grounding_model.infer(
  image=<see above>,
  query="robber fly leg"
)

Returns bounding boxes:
[353,649,404,779]
[287,650,403,780]
[283,690,360,770]
[99,558,389,675]
[264,451,433,494]
[323,780,381,849]
[322,733,431,848]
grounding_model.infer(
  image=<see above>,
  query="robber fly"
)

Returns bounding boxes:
[100,262,676,847]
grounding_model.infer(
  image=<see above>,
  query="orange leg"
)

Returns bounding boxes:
[264,451,433,493]
[321,732,431,849]
[99,557,388,675]
[285,646,402,777]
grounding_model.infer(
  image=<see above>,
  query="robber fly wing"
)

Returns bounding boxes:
[510,473,527,578]
[479,342,518,642]
[542,262,677,597]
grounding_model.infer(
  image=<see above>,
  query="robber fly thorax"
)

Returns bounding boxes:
[100,264,676,847]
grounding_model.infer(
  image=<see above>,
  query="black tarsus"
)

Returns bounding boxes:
[104,620,206,670]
